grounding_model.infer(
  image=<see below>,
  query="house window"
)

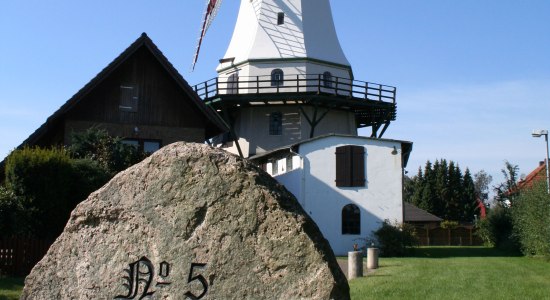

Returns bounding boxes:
[271,160,279,175]
[277,12,285,25]
[323,72,333,88]
[271,69,284,86]
[335,145,365,187]
[286,156,293,172]
[269,112,283,135]
[342,204,361,235]
[122,139,161,153]
[119,85,138,112]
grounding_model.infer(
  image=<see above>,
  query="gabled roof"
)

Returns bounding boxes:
[18,33,227,148]
[403,202,443,223]
[249,133,413,167]
[517,160,547,190]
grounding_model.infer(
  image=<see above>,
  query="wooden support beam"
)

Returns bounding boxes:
[221,107,244,158]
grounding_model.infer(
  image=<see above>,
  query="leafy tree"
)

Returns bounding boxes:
[68,127,146,175]
[474,170,493,203]
[493,161,520,205]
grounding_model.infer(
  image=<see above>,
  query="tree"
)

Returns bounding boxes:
[494,161,520,205]
[405,159,478,222]
[462,169,478,221]
[474,170,493,203]
[68,127,146,175]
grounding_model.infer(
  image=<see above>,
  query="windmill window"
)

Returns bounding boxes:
[271,69,284,86]
[277,12,285,25]
[335,145,365,187]
[269,112,283,135]
[342,204,361,235]
[227,73,239,94]
[323,72,333,88]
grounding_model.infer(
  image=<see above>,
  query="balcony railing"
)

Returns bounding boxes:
[193,74,396,104]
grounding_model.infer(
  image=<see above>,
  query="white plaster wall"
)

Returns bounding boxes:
[221,106,356,157]
[217,0,350,72]
[275,136,404,256]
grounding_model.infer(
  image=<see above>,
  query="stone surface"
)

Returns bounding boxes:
[22,142,349,300]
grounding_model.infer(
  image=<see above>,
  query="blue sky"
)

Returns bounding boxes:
[1,1,549,191]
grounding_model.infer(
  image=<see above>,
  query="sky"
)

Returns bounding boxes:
[1,0,550,193]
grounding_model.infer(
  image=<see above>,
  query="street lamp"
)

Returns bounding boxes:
[532,129,550,194]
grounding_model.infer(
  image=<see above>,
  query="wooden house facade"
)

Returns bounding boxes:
[17,33,226,152]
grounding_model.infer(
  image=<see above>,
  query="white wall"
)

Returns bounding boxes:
[221,106,356,157]
[274,136,405,256]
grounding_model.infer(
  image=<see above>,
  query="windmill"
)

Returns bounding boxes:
[193,0,397,158]
[192,0,224,70]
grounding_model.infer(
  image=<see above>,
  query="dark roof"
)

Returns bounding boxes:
[249,133,413,167]
[18,33,227,148]
[403,202,442,222]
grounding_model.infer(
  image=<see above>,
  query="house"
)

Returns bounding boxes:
[250,134,412,255]
[517,160,548,190]
[8,33,226,155]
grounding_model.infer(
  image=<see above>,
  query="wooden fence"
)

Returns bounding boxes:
[413,225,484,246]
[0,236,52,276]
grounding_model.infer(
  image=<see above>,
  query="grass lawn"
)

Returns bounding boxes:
[349,247,550,300]
[0,277,24,300]
[2,247,548,299]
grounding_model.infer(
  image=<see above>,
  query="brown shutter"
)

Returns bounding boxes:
[335,146,352,187]
[351,146,365,187]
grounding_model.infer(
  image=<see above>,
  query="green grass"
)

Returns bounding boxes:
[349,247,550,300]
[0,277,24,300]
[3,248,549,300]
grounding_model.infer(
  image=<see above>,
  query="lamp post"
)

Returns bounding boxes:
[532,129,550,194]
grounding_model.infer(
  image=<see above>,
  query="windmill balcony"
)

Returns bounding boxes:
[193,74,396,104]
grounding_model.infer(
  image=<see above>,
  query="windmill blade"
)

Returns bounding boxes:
[192,0,224,71]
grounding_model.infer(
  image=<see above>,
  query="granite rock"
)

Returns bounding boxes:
[21,142,349,299]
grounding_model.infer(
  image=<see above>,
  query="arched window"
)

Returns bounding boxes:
[342,204,360,235]
[227,73,239,94]
[323,72,333,88]
[271,69,284,86]
[269,112,283,135]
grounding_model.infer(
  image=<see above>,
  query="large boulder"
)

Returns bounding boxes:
[22,142,349,299]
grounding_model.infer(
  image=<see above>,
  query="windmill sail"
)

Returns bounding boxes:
[192,0,223,70]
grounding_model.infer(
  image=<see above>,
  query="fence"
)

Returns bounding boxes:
[0,236,52,276]
[413,225,484,246]
[193,74,396,104]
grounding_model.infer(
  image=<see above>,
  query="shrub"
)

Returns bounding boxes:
[4,147,74,239]
[512,181,550,257]
[0,186,26,236]
[373,220,418,257]
[4,148,111,239]
[475,205,520,252]
[68,128,146,174]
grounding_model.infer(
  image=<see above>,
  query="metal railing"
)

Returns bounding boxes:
[193,74,396,103]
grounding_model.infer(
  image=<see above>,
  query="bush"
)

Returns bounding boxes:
[4,147,111,239]
[373,220,418,257]
[69,128,146,174]
[512,181,550,257]
[476,205,520,252]
[0,186,26,236]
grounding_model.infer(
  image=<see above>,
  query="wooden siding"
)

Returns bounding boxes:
[65,47,206,131]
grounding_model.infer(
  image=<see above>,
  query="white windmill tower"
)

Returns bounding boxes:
[194,0,396,158]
